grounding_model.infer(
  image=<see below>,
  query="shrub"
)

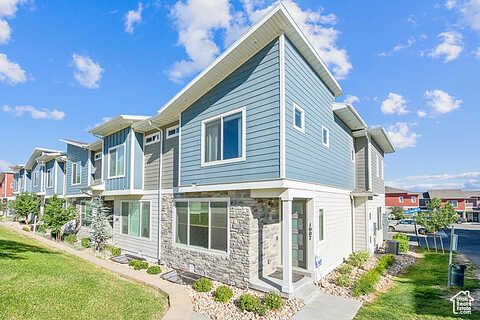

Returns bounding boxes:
[105,245,121,256]
[376,254,395,274]
[81,238,91,248]
[22,226,30,232]
[256,304,267,316]
[264,291,283,310]
[335,274,351,287]
[37,224,47,233]
[352,269,380,296]
[393,233,409,252]
[146,266,162,275]
[193,278,212,292]
[214,285,233,303]
[348,251,370,268]
[238,294,261,312]
[338,263,354,275]
[64,233,77,244]
[128,260,149,270]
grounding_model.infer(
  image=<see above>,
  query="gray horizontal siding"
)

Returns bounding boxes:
[371,139,385,195]
[66,144,89,195]
[354,197,367,252]
[180,38,281,185]
[284,36,354,190]
[354,136,368,192]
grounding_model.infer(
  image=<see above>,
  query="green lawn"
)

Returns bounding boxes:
[0,226,167,320]
[355,249,480,320]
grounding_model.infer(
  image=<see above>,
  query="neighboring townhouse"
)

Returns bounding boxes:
[420,189,480,222]
[11,164,25,196]
[0,171,14,200]
[385,186,420,213]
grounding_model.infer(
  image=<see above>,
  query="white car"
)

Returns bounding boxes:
[388,219,426,234]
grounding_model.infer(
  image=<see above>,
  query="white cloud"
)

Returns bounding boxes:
[417,110,427,117]
[0,18,11,44]
[475,47,480,58]
[72,53,103,89]
[0,53,26,84]
[0,159,13,171]
[429,31,463,62]
[425,89,462,114]
[168,0,352,82]
[460,0,480,31]
[0,0,27,44]
[393,37,415,51]
[2,105,65,120]
[387,171,480,191]
[407,16,416,25]
[386,122,420,149]
[445,0,457,10]
[124,2,143,34]
[381,93,408,115]
[343,94,359,105]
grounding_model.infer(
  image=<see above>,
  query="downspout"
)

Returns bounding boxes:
[350,194,355,253]
[149,121,163,263]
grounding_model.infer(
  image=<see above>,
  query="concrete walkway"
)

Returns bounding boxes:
[292,291,362,320]
[1,222,192,320]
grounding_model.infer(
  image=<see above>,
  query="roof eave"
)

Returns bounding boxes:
[368,127,395,154]
[90,115,149,136]
[332,103,367,131]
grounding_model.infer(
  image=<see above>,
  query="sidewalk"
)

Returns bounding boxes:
[1,222,193,320]
[292,291,362,320]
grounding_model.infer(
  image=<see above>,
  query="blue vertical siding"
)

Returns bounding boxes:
[31,163,42,193]
[45,160,55,196]
[25,171,32,192]
[180,38,281,185]
[66,144,89,195]
[134,132,143,189]
[57,161,65,195]
[104,127,131,191]
[284,37,354,190]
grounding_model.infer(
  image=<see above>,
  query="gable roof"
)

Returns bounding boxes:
[427,189,466,199]
[90,115,149,136]
[59,138,89,148]
[25,148,63,170]
[134,3,342,132]
[36,152,66,163]
[385,186,420,195]
[10,165,24,172]
[332,103,367,131]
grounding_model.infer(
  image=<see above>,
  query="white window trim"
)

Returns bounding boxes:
[321,125,330,148]
[94,152,102,161]
[318,207,326,245]
[351,144,355,163]
[166,125,179,139]
[411,196,416,203]
[71,161,82,185]
[292,103,305,133]
[108,143,126,179]
[448,200,458,208]
[120,200,152,240]
[145,132,160,146]
[172,198,230,256]
[399,196,404,203]
[46,169,53,188]
[200,107,247,167]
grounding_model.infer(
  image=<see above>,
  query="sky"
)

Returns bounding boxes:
[0,0,479,191]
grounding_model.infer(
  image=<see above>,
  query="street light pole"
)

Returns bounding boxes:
[447,224,455,289]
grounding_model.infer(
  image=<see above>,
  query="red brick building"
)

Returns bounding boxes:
[0,172,14,200]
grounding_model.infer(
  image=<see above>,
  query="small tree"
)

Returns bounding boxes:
[43,195,77,241]
[90,196,111,251]
[0,201,8,216]
[11,192,40,224]
[391,206,405,220]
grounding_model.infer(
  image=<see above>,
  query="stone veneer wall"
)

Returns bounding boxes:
[160,191,281,288]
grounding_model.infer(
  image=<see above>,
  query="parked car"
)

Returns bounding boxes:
[388,219,426,234]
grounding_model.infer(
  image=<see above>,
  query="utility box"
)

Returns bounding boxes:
[450,264,466,287]
[386,240,399,255]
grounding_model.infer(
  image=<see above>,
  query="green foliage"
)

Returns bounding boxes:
[393,233,409,252]
[22,226,30,232]
[11,192,39,223]
[335,274,351,287]
[415,198,458,239]
[376,255,396,273]
[264,291,284,310]
[89,196,112,251]
[146,266,162,275]
[0,201,8,214]
[214,285,233,303]
[81,238,91,248]
[349,251,370,268]
[193,278,212,292]
[256,304,267,316]
[391,207,405,220]
[352,255,396,296]
[238,294,261,312]
[37,224,47,233]
[105,245,121,256]
[64,233,77,244]
[128,260,149,270]
[338,263,354,275]
[42,195,76,240]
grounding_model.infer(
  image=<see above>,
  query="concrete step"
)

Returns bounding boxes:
[292,282,321,304]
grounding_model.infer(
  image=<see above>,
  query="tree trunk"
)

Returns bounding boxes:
[425,235,430,251]
[440,235,445,254]
[433,231,438,253]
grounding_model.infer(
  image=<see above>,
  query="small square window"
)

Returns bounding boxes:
[293,103,305,133]
[322,126,329,147]
[399,196,404,203]
[94,152,102,161]
[166,125,179,139]
[145,132,160,145]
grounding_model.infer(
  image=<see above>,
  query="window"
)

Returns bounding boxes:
[94,152,102,161]
[351,146,355,162]
[318,209,325,242]
[33,171,38,187]
[293,104,305,133]
[121,201,150,238]
[448,200,458,208]
[322,126,329,147]
[411,196,416,203]
[201,107,246,166]
[81,202,92,227]
[145,132,160,145]
[175,200,228,252]
[399,196,404,203]
[108,144,125,178]
[377,207,382,230]
[376,154,380,178]
[166,125,179,139]
[72,162,81,185]
[46,169,53,188]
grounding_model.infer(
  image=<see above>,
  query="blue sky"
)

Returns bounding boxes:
[0,0,479,190]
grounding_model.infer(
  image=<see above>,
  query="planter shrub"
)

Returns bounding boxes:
[338,263,354,275]
[214,285,233,303]
[352,254,396,296]
[348,251,370,268]
[265,291,284,310]
[193,278,212,292]
[335,274,351,287]
[105,245,121,256]
[22,226,30,232]
[256,304,267,316]
[37,224,47,233]
[64,233,77,244]
[146,266,162,275]
[81,238,91,248]
[393,233,409,252]
[128,260,149,270]
[238,294,261,312]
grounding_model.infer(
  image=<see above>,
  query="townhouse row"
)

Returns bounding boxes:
[7,4,395,295]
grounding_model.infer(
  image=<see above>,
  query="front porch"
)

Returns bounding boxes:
[249,266,314,298]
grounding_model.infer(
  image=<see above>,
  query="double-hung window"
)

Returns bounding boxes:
[166,125,179,139]
[175,200,228,252]
[202,107,246,166]
[108,144,125,178]
[121,201,150,238]
[293,104,305,133]
[399,196,404,203]
[33,171,38,187]
[448,200,458,208]
[81,202,93,227]
[322,126,329,147]
[411,196,416,203]
[46,169,53,188]
[318,208,325,242]
[377,207,382,230]
[72,162,81,185]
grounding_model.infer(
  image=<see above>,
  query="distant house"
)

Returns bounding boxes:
[420,189,480,222]
[0,171,14,201]
[385,186,420,213]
